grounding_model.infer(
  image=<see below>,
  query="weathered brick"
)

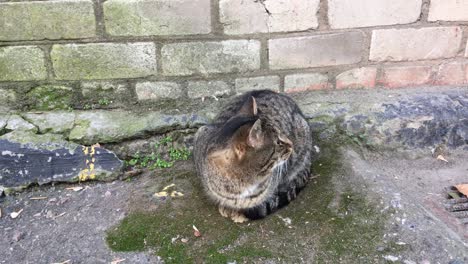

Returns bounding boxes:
[0,0,95,41]
[0,89,16,109]
[0,46,47,81]
[378,66,432,88]
[434,62,468,86]
[135,82,183,101]
[188,81,231,99]
[328,0,421,29]
[162,40,260,76]
[336,67,377,89]
[428,0,468,22]
[466,41,468,57]
[466,64,468,82]
[269,32,364,70]
[370,27,462,62]
[51,43,157,80]
[81,82,129,97]
[104,0,211,36]
[284,73,329,93]
[235,76,280,93]
[220,0,319,34]
[81,81,131,107]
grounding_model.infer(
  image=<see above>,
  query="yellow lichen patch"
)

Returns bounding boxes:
[79,145,97,181]
[78,168,90,181]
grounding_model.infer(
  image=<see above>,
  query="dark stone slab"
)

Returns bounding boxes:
[0,131,123,188]
[377,93,468,148]
[300,88,468,149]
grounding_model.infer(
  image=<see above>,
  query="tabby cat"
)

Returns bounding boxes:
[194,90,312,222]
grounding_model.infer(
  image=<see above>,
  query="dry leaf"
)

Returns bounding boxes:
[54,212,66,218]
[170,191,184,197]
[111,258,126,264]
[51,260,71,264]
[313,145,320,153]
[10,209,23,219]
[162,183,175,191]
[277,215,292,226]
[436,155,448,162]
[154,191,168,197]
[455,184,468,197]
[66,186,83,192]
[448,191,461,199]
[30,196,48,200]
[171,235,180,244]
[193,225,201,237]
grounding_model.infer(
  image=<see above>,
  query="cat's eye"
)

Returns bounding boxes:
[276,139,283,145]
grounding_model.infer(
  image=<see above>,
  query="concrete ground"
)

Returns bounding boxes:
[1,143,467,263]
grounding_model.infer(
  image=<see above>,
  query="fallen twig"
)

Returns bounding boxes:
[30,196,48,200]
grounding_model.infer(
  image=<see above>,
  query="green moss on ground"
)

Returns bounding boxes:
[106,140,389,263]
[106,179,271,263]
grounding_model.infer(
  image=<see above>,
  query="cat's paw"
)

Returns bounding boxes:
[230,212,249,223]
[218,206,249,223]
[218,206,230,218]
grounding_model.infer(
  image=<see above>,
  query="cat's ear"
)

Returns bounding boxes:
[247,119,263,148]
[239,96,258,116]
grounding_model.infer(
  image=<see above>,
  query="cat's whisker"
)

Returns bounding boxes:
[279,162,283,178]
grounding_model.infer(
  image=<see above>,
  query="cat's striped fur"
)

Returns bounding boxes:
[194,90,312,222]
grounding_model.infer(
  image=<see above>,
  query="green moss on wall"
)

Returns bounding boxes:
[26,85,74,111]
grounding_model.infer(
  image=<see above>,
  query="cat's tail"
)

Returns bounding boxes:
[242,168,311,220]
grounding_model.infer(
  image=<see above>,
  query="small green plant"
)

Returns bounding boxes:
[126,152,140,166]
[83,104,92,110]
[98,98,110,106]
[125,136,191,170]
[151,158,173,169]
[159,136,173,145]
[169,147,191,161]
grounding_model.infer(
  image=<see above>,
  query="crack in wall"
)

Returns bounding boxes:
[257,0,272,16]
[253,0,272,32]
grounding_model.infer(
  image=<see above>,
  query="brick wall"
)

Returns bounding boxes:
[0,0,467,111]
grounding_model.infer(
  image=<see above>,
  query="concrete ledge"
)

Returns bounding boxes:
[0,86,467,189]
